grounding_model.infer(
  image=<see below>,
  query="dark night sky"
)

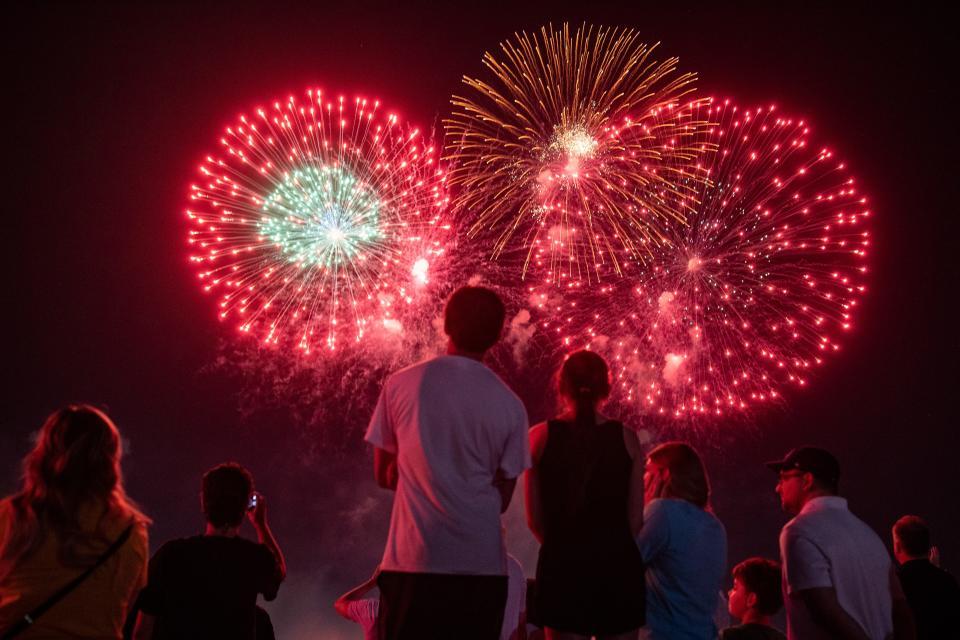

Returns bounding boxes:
[2,3,957,638]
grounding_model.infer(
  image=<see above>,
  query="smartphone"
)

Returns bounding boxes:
[248,493,259,510]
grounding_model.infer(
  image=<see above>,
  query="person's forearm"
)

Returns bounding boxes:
[374,448,398,490]
[255,521,287,580]
[341,575,378,601]
[133,613,156,640]
[494,476,517,513]
[804,591,870,640]
[524,472,544,543]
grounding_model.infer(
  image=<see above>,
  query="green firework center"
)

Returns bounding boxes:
[260,164,385,267]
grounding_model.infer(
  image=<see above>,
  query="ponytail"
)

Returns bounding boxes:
[559,351,611,428]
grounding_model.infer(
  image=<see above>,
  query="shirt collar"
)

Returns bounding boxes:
[799,495,848,516]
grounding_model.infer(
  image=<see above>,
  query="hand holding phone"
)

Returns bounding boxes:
[246,491,267,528]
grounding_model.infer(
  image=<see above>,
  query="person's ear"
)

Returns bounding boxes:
[801,471,815,493]
[746,591,758,610]
[892,536,902,556]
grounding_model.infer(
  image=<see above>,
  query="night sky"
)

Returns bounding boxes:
[2,4,956,638]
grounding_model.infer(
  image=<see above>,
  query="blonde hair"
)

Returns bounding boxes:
[0,405,149,580]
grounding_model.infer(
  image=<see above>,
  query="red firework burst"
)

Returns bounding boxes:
[531,98,871,418]
[186,89,451,353]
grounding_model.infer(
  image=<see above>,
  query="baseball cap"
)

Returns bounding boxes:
[765,446,840,488]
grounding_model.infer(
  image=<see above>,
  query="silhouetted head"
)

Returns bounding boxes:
[202,462,254,529]
[766,446,840,515]
[1,404,146,579]
[444,286,506,354]
[24,404,123,505]
[728,557,783,620]
[892,515,931,562]
[558,350,611,427]
[646,441,711,509]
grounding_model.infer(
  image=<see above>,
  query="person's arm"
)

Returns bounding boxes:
[495,402,531,514]
[335,566,380,619]
[132,612,156,640]
[494,470,518,513]
[366,385,398,490]
[524,422,547,543]
[622,427,645,537]
[374,447,398,490]
[797,588,871,640]
[248,493,286,582]
[889,566,916,640]
[635,499,669,563]
[509,611,527,640]
[782,530,869,640]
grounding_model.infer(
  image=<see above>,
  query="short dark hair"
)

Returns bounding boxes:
[202,462,253,528]
[733,557,783,616]
[444,286,506,353]
[893,515,931,557]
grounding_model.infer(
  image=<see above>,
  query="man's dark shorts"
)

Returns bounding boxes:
[377,570,508,640]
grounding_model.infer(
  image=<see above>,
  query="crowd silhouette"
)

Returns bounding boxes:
[1,286,957,639]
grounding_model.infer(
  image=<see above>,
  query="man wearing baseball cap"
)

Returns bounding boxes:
[768,446,915,640]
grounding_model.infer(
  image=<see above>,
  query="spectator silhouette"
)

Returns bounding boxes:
[768,446,914,640]
[133,462,285,639]
[525,350,645,640]
[891,515,960,639]
[0,404,150,639]
[366,285,529,640]
[636,442,727,640]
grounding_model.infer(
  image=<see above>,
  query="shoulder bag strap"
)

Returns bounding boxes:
[1,524,135,639]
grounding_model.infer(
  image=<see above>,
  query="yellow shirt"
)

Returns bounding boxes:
[0,497,148,639]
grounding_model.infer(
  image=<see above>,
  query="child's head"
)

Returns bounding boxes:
[728,557,783,622]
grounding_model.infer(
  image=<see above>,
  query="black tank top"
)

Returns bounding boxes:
[534,418,646,634]
[539,418,635,542]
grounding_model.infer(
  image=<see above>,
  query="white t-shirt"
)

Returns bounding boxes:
[366,355,530,575]
[501,554,527,640]
[343,599,378,640]
[780,496,896,640]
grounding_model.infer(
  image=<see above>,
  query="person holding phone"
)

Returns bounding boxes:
[133,462,285,639]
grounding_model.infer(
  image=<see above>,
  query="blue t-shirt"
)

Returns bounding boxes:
[636,498,727,640]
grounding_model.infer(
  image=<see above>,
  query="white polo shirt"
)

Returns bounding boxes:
[366,355,529,576]
[780,496,896,640]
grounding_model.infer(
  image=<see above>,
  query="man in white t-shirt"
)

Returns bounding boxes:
[767,446,915,640]
[366,286,530,640]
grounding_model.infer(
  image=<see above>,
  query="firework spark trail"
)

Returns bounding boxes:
[531,99,871,419]
[445,23,710,284]
[187,89,451,354]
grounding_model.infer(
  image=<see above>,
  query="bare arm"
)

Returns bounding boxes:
[622,427,645,537]
[374,447,398,490]
[494,471,518,513]
[335,566,380,618]
[798,587,871,640]
[132,612,156,640]
[248,493,287,581]
[524,423,547,543]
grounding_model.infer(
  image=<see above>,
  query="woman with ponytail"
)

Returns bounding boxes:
[525,350,646,640]
[0,405,149,638]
